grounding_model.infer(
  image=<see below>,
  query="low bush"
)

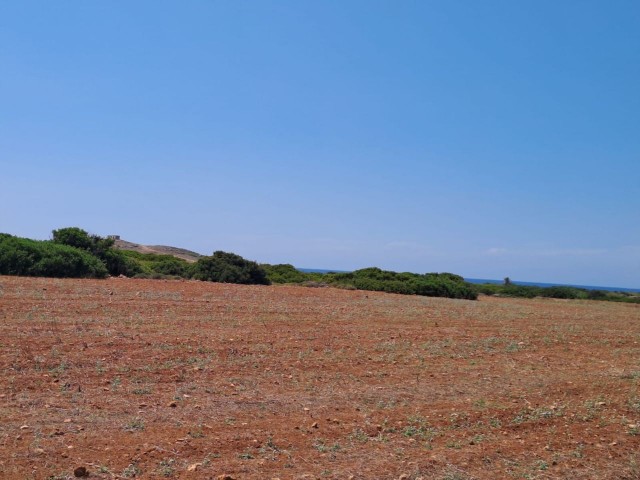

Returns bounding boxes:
[120,250,189,277]
[325,267,478,300]
[0,234,108,278]
[262,263,312,284]
[191,251,270,285]
[475,282,637,303]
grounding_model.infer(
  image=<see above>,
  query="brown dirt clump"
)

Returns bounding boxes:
[1,276,639,479]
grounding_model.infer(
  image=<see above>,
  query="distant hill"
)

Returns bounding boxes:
[113,238,203,263]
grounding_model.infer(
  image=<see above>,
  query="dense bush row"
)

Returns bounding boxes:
[0,229,271,286]
[0,230,480,299]
[3,228,636,303]
[262,265,479,300]
[325,268,478,300]
[475,283,640,303]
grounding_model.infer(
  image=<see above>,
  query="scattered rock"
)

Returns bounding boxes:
[187,463,202,472]
[168,401,177,408]
[74,466,89,477]
[311,422,319,429]
[217,475,235,480]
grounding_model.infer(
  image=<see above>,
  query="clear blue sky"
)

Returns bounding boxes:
[1,1,639,288]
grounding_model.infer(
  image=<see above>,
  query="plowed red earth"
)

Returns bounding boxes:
[1,276,639,479]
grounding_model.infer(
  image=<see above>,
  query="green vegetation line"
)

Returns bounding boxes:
[2,228,636,303]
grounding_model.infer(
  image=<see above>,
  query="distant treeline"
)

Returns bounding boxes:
[2,228,637,303]
[0,227,478,300]
[262,264,479,300]
[475,282,640,304]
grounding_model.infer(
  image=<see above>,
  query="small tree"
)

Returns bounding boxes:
[52,227,96,251]
[52,227,140,277]
[52,227,114,255]
[504,277,512,286]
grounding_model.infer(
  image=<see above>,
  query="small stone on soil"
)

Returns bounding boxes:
[74,466,89,477]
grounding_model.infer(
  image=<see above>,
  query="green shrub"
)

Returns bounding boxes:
[52,227,140,277]
[102,249,142,277]
[474,283,501,296]
[262,263,314,284]
[0,234,108,278]
[191,251,270,285]
[502,285,542,298]
[587,289,608,300]
[540,286,587,300]
[153,257,189,276]
[325,267,478,300]
[120,250,189,277]
[475,282,635,303]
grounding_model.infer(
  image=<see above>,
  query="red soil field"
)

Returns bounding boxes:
[1,276,639,479]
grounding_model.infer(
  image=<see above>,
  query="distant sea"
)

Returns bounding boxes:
[298,268,640,293]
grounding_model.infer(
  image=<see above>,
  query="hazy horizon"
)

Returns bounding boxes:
[2,2,639,288]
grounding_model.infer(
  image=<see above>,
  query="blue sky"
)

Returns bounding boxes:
[1,1,639,288]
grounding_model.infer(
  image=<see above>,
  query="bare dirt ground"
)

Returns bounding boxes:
[1,276,639,480]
